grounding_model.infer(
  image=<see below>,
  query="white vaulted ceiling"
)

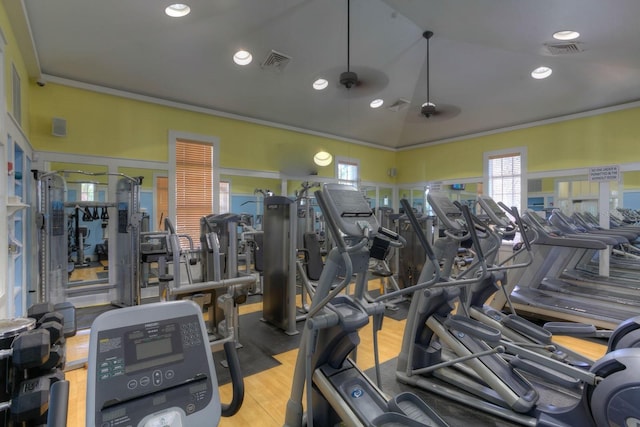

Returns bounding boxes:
[15,0,640,149]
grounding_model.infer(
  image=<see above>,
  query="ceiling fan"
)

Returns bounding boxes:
[335,0,388,96]
[420,30,460,120]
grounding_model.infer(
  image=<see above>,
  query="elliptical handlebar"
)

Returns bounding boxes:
[400,199,436,262]
[459,203,488,275]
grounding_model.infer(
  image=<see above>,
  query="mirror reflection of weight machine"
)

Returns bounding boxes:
[66,204,109,269]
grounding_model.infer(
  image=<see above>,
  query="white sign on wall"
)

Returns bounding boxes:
[589,165,619,182]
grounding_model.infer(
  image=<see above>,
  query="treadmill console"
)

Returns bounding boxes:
[321,184,378,238]
[87,301,220,427]
[427,192,464,231]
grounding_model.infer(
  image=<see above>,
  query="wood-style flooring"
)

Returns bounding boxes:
[64,288,607,427]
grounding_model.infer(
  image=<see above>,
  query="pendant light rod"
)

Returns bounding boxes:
[423,30,433,104]
[340,0,358,89]
[347,0,351,72]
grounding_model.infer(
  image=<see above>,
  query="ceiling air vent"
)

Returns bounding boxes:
[544,42,583,55]
[388,98,410,112]
[260,50,291,71]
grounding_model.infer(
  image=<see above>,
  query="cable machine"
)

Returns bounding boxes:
[34,170,142,307]
[112,175,144,307]
[35,172,67,305]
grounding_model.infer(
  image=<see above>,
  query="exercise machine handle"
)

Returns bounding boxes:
[314,189,350,253]
[459,204,487,266]
[220,340,245,417]
[510,206,532,252]
[47,380,69,427]
[399,199,437,262]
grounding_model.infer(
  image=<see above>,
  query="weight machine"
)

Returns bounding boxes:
[34,170,143,307]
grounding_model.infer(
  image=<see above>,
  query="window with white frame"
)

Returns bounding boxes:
[485,149,525,212]
[336,157,359,188]
[80,183,95,201]
[219,181,230,213]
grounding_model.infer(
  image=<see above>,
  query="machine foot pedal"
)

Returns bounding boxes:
[386,392,449,426]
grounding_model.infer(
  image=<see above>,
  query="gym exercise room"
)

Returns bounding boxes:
[2,1,640,426]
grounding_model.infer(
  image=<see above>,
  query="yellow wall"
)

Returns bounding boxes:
[1,3,31,136]
[223,175,280,195]
[397,107,640,183]
[49,163,109,185]
[118,167,166,190]
[28,83,397,184]
[624,171,640,189]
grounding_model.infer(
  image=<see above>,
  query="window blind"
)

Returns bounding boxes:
[175,140,213,248]
[488,153,521,209]
[338,160,359,187]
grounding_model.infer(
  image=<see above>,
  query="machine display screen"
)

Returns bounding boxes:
[136,337,172,360]
[124,322,185,374]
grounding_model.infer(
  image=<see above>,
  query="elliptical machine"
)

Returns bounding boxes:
[284,184,448,427]
[396,191,640,426]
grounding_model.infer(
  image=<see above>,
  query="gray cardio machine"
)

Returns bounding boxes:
[284,183,448,427]
[86,300,243,426]
[396,192,640,426]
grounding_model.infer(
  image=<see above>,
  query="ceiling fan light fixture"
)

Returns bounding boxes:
[421,102,436,117]
[340,71,358,89]
[531,66,552,79]
[553,30,580,41]
[314,151,333,166]
[370,99,384,108]
[233,50,253,66]
[313,78,328,90]
[165,3,191,17]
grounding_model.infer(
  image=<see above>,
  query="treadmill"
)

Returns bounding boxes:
[491,209,640,330]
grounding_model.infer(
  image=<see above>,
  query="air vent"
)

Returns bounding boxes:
[544,42,583,55]
[388,98,410,112]
[260,50,291,71]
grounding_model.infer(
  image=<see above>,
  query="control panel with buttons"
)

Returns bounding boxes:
[86,301,221,427]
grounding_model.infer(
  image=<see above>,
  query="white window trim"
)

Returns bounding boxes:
[483,147,527,213]
[168,130,220,222]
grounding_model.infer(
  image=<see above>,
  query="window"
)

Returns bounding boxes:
[336,157,359,187]
[175,140,214,247]
[219,181,230,214]
[484,149,526,213]
[80,183,95,201]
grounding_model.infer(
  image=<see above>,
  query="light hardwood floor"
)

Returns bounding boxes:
[64,296,607,427]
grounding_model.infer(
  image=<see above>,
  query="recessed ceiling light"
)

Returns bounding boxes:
[370,99,384,108]
[553,30,580,41]
[165,3,191,18]
[313,78,328,90]
[531,66,552,79]
[233,50,253,66]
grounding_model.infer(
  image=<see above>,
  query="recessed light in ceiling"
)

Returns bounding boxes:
[531,66,552,79]
[233,50,253,66]
[553,30,580,41]
[165,3,191,17]
[370,99,384,108]
[313,79,328,90]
